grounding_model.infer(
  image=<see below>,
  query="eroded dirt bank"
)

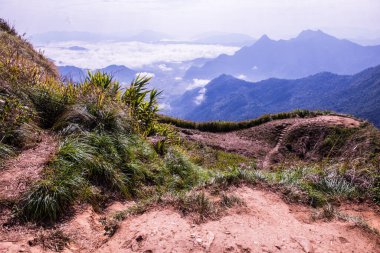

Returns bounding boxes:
[97,187,379,253]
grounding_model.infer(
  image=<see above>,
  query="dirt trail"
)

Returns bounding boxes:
[97,187,379,253]
[179,115,362,168]
[0,131,57,201]
[262,123,292,168]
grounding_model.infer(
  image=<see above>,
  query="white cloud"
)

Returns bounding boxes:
[237,74,247,80]
[194,87,206,105]
[157,64,173,72]
[186,79,210,90]
[158,102,171,111]
[174,77,182,81]
[136,72,155,78]
[36,41,239,69]
[252,66,258,70]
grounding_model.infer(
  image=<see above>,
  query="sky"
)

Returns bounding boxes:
[1,0,380,43]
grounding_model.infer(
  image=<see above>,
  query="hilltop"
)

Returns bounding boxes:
[0,20,379,252]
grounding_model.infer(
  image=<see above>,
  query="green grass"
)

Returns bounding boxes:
[181,140,255,171]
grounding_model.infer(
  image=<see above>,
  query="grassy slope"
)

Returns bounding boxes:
[0,20,379,227]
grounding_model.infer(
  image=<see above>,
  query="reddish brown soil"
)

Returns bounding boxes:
[0,131,57,201]
[179,115,362,168]
[97,187,379,253]
[0,187,378,252]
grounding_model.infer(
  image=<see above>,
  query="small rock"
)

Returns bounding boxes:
[338,237,349,244]
[136,235,144,242]
[292,236,314,253]
[204,231,215,251]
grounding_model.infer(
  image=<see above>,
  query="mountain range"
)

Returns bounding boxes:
[185,30,380,81]
[59,65,136,84]
[173,65,380,127]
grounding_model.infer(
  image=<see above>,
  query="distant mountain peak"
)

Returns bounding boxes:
[257,34,272,42]
[213,74,236,81]
[296,29,334,40]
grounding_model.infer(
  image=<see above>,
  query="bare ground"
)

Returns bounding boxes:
[0,131,58,201]
[1,186,379,253]
[96,187,380,253]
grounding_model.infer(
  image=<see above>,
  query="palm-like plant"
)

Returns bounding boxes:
[122,75,162,135]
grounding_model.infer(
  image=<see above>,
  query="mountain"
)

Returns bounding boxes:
[184,30,380,81]
[193,32,255,46]
[58,65,87,82]
[58,65,136,84]
[174,65,380,127]
[98,65,136,84]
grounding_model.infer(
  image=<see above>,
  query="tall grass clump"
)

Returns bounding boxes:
[18,131,164,222]
[18,176,83,223]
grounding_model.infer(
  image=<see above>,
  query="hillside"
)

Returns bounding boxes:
[1,20,380,252]
[174,65,380,127]
[184,30,380,81]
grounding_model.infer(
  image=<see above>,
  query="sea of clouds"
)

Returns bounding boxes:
[36,41,239,69]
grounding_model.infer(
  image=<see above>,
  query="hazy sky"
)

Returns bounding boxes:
[1,0,380,42]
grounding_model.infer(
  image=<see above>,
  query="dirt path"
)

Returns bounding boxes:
[262,123,292,168]
[179,115,362,168]
[97,187,379,253]
[0,131,57,201]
